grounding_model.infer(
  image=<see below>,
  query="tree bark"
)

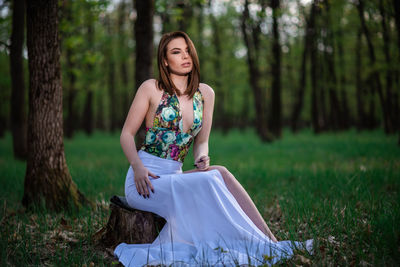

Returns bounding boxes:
[241,0,272,142]
[10,0,27,160]
[134,0,154,149]
[94,196,166,248]
[23,0,89,211]
[269,0,282,138]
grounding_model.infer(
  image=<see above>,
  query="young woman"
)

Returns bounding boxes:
[115,31,312,266]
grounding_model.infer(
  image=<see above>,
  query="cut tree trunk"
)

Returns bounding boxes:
[23,0,90,211]
[94,196,166,248]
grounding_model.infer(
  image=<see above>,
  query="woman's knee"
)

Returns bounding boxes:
[209,165,233,182]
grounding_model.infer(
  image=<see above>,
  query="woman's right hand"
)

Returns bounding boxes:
[134,166,159,198]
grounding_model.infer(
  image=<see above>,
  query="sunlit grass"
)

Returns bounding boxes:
[0,129,399,265]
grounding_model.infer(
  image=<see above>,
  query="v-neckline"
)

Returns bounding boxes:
[173,91,195,135]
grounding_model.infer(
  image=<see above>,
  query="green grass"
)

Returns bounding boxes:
[0,129,399,266]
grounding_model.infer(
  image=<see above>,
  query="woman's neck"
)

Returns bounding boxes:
[170,73,189,95]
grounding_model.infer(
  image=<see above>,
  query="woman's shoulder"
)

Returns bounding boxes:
[198,83,215,99]
[136,79,162,96]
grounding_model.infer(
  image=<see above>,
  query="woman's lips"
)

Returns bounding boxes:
[181,62,191,67]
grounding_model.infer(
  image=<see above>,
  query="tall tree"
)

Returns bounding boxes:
[322,0,341,130]
[357,0,393,133]
[241,0,272,141]
[355,29,367,130]
[23,0,88,211]
[176,0,193,32]
[291,1,312,132]
[269,0,282,137]
[378,0,395,132]
[209,0,227,132]
[82,2,95,135]
[309,0,322,133]
[9,0,27,159]
[105,15,117,132]
[134,0,154,149]
[62,0,78,138]
[336,19,351,129]
[118,0,131,128]
[392,0,400,144]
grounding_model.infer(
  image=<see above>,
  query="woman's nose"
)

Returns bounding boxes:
[182,51,189,59]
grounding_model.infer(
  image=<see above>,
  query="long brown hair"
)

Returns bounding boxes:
[157,31,200,98]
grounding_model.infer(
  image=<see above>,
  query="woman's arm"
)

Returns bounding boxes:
[193,83,215,170]
[120,79,158,197]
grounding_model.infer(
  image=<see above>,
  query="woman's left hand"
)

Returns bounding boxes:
[194,155,210,171]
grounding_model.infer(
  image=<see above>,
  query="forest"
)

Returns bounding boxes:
[0,0,399,266]
[1,0,399,150]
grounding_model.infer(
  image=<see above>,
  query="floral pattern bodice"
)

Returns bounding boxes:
[140,88,204,162]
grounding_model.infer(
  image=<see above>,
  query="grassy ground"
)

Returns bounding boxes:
[0,129,399,266]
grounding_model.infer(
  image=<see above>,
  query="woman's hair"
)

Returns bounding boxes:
[157,31,200,98]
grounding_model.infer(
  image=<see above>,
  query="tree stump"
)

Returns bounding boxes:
[94,196,166,248]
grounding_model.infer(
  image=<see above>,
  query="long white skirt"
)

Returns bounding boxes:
[114,150,312,266]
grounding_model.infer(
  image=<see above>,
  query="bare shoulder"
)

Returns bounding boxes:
[199,83,215,100]
[137,79,159,96]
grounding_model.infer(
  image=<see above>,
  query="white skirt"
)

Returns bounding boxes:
[114,150,312,266]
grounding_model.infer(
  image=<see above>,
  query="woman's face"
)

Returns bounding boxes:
[164,37,193,76]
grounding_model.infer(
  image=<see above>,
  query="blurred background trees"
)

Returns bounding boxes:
[1,0,399,155]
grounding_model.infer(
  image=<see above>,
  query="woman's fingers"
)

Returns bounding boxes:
[195,156,210,170]
[148,171,160,179]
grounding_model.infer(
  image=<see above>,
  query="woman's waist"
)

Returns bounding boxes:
[138,150,183,175]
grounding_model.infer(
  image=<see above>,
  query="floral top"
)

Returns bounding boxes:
[140,88,204,162]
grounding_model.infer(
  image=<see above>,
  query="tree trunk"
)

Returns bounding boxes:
[134,0,154,149]
[241,0,272,142]
[269,0,282,138]
[355,29,367,130]
[209,0,227,133]
[196,3,205,78]
[379,0,395,133]
[105,15,117,133]
[323,0,341,131]
[10,0,27,160]
[64,1,78,139]
[82,10,95,135]
[291,3,312,133]
[176,1,193,33]
[118,0,130,129]
[336,24,351,129]
[23,0,89,211]
[357,0,392,133]
[393,0,400,135]
[309,1,321,133]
